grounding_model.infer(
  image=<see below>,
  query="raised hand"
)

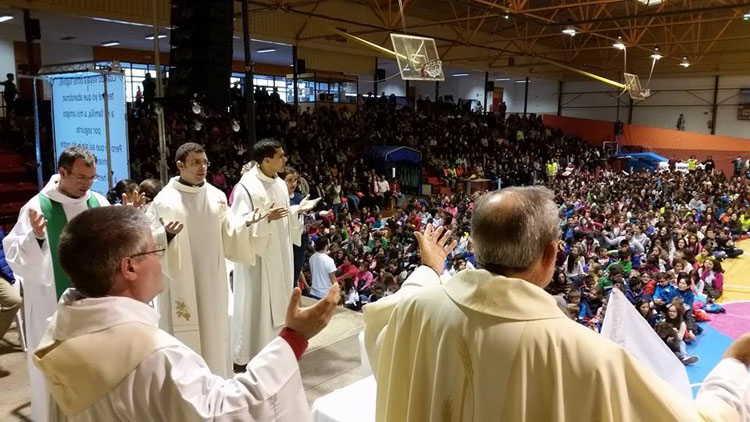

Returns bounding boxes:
[414,224,458,276]
[267,203,289,221]
[122,192,147,210]
[160,218,184,236]
[284,283,340,340]
[28,209,48,239]
[298,195,322,213]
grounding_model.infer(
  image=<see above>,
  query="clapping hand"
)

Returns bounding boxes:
[28,209,48,239]
[267,203,290,221]
[298,195,322,213]
[160,218,184,236]
[122,192,147,210]
[415,224,458,275]
[285,283,340,340]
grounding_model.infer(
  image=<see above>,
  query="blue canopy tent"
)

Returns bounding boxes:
[613,152,668,173]
[365,146,422,195]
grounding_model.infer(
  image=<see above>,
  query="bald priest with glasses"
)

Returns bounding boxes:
[33,206,340,421]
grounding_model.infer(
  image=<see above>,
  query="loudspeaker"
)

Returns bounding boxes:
[168,0,233,110]
[24,17,41,41]
[485,81,494,92]
[376,68,386,81]
[614,121,624,135]
[297,59,306,74]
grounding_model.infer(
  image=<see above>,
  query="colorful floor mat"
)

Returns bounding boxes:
[686,301,750,395]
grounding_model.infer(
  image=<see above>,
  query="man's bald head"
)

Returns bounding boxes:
[471,187,560,275]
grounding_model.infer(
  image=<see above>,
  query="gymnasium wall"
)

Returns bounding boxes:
[543,114,750,175]
[560,75,750,138]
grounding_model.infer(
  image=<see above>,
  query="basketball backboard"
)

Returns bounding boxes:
[390,34,444,81]
[624,73,650,100]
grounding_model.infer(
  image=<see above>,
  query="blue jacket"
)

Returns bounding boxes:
[654,283,678,305]
[676,289,695,309]
[0,228,16,284]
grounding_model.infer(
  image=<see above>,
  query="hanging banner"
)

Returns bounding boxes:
[49,72,129,196]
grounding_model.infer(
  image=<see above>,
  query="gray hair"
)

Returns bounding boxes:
[59,206,151,297]
[471,186,560,273]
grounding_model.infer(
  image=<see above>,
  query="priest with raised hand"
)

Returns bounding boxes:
[147,142,262,377]
[231,139,321,369]
[3,146,109,422]
[33,205,341,421]
[365,186,750,422]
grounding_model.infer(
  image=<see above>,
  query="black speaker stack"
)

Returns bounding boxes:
[168,0,234,111]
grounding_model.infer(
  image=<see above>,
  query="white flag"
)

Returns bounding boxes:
[601,289,692,399]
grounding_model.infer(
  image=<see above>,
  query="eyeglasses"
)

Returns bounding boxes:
[70,173,97,182]
[185,159,210,168]
[130,244,166,259]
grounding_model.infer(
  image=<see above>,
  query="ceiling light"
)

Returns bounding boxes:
[256,48,277,53]
[495,77,510,81]
[562,26,576,36]
[650,46,662,61]
[680,56,690,68]
[452,73,469,77]
[145,33,167,40]
[637,0,663,5]
[101,41,120,47]
[515,79,529,83]
[744,12,750,21]
[502,14,510,20]
[613,36,626,50]
[0,15,13,23]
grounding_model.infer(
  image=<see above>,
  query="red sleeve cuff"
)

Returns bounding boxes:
[279,327,309,360]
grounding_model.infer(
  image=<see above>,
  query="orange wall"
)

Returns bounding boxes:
[543,114,750,175]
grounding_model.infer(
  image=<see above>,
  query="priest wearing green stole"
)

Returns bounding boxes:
[3,146,108,422]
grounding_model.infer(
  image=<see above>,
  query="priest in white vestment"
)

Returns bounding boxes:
[147,142,260,377]
[231,139,320,366]
[364,187,750,422]
[32,206,341,421]
[3,147,108,422]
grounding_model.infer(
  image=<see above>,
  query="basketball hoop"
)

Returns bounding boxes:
[421,59,443,78]
[624,72,650,100]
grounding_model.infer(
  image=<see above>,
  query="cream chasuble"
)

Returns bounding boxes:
[364,267,750,422]
[230,166,302,365]
[148,177,254,377]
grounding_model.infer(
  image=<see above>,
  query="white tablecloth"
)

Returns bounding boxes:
[310,376,376,422]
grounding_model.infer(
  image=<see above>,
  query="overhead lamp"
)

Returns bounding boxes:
[680,56,690,68]
[562,25,576,36]
[145,33,167,40]
[231,119,240,132]
[650,46,662,61]
[502,14,510,20]
[495,77,510,81]
[452,73,469,77]
[515,79,529,83]
[256,48,277,53]
[101,40,121,47]
[613,36,626,50]
[0,15,14,23]
[744,12,750,21]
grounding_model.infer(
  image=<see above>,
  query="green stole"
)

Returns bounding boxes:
[38,193,101,299]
